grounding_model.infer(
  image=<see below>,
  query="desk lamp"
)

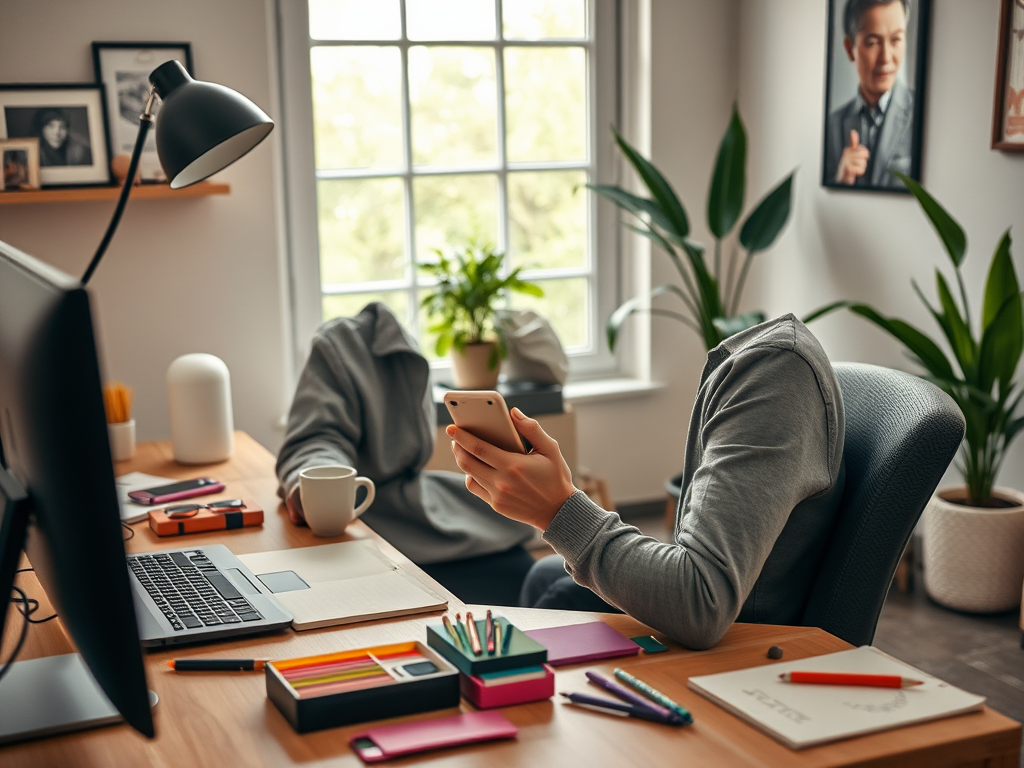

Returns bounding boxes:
[80,60,273,285]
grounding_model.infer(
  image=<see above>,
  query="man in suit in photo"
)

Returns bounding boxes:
[825,0,913,189]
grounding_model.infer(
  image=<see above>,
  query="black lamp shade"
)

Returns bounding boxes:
[149,60,274,189]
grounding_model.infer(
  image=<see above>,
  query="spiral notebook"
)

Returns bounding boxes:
[687,645,986,749]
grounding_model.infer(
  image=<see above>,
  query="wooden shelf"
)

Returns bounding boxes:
[0,181,230,205]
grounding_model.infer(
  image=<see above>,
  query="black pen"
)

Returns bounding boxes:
[167,659,268,671]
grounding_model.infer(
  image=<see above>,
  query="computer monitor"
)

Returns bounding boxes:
[0,239,154,739]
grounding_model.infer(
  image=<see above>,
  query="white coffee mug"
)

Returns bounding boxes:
[299,465,375,537]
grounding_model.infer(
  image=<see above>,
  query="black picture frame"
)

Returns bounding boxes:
[821,0,930,193]
[92,41,195,183]
[0,83,112,188]
[991,0,1024,151]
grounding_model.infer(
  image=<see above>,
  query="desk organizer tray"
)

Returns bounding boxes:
[266,641,460,733]
[460,663,555,709]
[426,616,547,676]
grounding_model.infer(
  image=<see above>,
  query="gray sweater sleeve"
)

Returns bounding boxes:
[542,348,834,650]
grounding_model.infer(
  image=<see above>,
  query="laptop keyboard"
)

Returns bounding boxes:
[128,550,264,632]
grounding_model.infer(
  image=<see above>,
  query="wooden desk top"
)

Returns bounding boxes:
[2,433,1020,767]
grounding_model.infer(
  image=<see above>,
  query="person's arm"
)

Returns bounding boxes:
[449,349,833,649]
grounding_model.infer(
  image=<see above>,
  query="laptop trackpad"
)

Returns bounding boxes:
[256,570,310,594]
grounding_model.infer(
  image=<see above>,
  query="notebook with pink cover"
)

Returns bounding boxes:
[350,711,517,762]
[523,621,639,666]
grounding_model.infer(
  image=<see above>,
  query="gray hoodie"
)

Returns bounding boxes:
[276,303,534,564]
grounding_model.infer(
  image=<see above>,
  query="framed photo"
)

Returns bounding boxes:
[0,84,111,187]
[992,0,1024,150]
[821,0,930,192]
[0,138,41,191]
[93,42,194,183]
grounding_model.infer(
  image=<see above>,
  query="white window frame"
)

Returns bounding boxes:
[277,0,626,382]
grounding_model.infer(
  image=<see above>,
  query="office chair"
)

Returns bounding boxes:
[800,362,965,646]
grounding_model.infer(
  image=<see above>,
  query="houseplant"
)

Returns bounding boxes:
[806,172,1024,612]
[588,103,795,352]
[419,243,543,389]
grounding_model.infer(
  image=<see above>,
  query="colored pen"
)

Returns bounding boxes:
[454,613,473,653]
[586,671,679,721]
[166,659,267,671]
[501,622,513,655]
[560,692,684,725]
[485,609,495,654]
[464,611,483,655]
[779,671,924,688]
[493,621,503,656]
[442,615,464,651]
[613,668,693,724]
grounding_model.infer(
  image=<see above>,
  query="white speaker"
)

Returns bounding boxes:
[166,353,234,464]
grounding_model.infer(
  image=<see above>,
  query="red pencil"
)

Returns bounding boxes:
[779,671,923,688]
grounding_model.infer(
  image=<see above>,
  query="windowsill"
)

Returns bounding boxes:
[563,377,665,404]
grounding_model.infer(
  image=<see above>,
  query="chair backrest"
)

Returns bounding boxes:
[800,362,965,646]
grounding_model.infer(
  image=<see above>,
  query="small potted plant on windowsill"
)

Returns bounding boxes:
[806,173,1024,613]
[419,244,543,390]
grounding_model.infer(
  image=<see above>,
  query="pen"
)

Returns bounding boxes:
[493,621,503,655]
[501,622,513,655]
[166,659,267,671]
[465,611,483,655]
[613,668,693,724]
[779,671,924,688]
[560,692,684,725]
[454,613,473,653]
[442,615,464,651]
[485,609,495,655]
[586,671,677,721]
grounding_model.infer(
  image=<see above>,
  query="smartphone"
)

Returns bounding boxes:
[126,477,225,505]
[443,391,527,454]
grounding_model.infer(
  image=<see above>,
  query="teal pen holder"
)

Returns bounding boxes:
[426,617,547,676]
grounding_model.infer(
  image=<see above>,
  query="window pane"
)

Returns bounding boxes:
[311,47,403,170]
[505,47,586,162]
[308,0,400,40]
[503,0,586,40]
[512,277,588,349]
[410,46,497,167]
[413,174,499,263]
[508,170,587,270]
[407,0,496,40]
[415,299,444,361]
[323,291,410,326]
[317,178,407,285]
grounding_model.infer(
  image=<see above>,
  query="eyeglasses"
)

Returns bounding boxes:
[164,499,246,519]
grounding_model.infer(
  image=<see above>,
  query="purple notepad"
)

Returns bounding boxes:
[523,621,640,666]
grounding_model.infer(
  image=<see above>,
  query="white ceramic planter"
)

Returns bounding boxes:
[922,486,1024,613]
[450,341,500,389]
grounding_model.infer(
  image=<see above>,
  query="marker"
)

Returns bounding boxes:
[560,692,684,725]
[465,611,483,655]
[442,615,464,651]
[454,613,473,653]
[779,671,924,689]
[485,609,495,655]
[501,622,513,655]
[493,622,503,656]
[166,659,267,671]
[613,668,693,724]
[585,671,679,722]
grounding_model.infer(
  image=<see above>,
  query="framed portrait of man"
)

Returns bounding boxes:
[822,0,930,192]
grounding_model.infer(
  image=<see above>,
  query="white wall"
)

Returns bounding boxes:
[738,0,1024,489]
[0,0,290,453]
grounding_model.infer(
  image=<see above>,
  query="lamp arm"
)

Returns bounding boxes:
[81,91,158,286]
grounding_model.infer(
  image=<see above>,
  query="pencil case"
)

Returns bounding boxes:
[426,616,547,675]
[148,497,263,536]
[460,663,555,709]
[349,710,517,763]
[266,641,460,733]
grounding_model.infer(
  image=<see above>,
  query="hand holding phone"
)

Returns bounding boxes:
[127,477,225,505]
[443,391,526,454]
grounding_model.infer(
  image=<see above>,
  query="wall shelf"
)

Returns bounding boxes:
[0,181,230,205]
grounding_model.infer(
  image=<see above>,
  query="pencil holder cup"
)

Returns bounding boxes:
[108,419,136,462]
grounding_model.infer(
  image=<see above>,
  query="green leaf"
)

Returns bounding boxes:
[713,311,766,338]
[707,105,747,239]
[893,172,967,268]
[978,290,1024,395]
[607,284,695,351]
[846,303,956,381]
[612,127,690,238]
[982,230,1017,331]
[586,184,676,235]
[934,271,976,380]
[802,300,849,324]
[738,172,794,253]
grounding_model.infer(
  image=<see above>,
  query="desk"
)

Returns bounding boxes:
[2,433,1020,767]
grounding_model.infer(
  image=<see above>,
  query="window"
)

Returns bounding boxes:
[279,0,618,377]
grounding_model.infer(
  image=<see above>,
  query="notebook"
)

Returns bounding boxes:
[522,620,639,666]
[687,645,986,749]
[237,540,447,630]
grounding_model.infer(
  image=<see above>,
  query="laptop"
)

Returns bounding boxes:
[127,544,292,647]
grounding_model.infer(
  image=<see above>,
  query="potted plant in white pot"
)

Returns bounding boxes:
[807,173,1024,613]
[419,244,543,390]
